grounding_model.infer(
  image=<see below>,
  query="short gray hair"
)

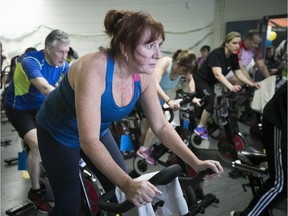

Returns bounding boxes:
[45,29,70,47]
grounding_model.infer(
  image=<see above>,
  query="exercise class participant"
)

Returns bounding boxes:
[193,31,260,140]
[4,29,70,213]
[36,10,223,215]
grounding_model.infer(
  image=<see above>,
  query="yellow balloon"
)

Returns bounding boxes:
[268,31,277,41]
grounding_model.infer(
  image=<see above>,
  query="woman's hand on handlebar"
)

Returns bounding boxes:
[167,100,181,111]
[192,97,202,107]
[229,84,242,93]
[251,82,260,90]
[125,180,162,207]
[196,160,224,180]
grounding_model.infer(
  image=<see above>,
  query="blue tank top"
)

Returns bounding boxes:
[36,54,141,148]
[159,59,182,92]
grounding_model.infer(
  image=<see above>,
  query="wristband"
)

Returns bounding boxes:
[166,98,171,104]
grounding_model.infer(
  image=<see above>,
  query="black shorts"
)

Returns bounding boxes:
[194,79,215,113]
[5,106,38,138]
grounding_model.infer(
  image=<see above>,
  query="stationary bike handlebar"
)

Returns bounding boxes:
[179,91,198,106]
[179,168,214,187]
[97,164,182,213]
[214,84,251,110]
[162,91,198,123]
[162,106,174,123]
[221,84,254,98]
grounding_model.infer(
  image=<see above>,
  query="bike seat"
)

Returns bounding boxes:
[237,146,267,165]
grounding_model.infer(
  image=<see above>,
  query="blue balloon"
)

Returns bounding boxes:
[265,39,272,46]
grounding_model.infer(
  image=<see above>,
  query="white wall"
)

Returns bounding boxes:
[1,0,286,60]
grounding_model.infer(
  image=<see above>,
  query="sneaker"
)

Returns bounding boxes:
[194,126,209,140]
[27,188,52,213]
[136,146,157,165]
[230,211,242,216]
[145,155,157,165]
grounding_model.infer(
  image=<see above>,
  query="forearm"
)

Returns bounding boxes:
[214,73,234,90]
[239,65,253,81]
[258,64,270,78]
[31,77,56,96]
[156,85,170,103]
[255,59,270,78]
[40,85,55,96]
[235,70,255,86]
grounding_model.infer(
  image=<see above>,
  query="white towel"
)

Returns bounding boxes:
[115,171,189,216]
[251,75,276,113]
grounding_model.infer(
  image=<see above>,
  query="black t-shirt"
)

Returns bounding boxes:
[193,47,240,85]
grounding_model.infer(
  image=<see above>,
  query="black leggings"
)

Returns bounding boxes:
[194,79,215,114]
[37,125,126,216]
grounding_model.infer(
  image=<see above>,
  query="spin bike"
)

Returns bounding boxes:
[99,164,183,214]
[132,91,219,215]
[190,85,247,165]
[98,164,215,215]
[232,144,287,215]
[133,91,198,175]
[5,154,108,216]
[232,147,268,197]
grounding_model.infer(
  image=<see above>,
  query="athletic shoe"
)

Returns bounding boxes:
[230,211,242,216]
[145,154,157,165]
[194,126,209,140]
[27,188,52,213]
[136,146,157,165]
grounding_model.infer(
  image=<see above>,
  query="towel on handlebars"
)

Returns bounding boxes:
[115,171,189,216]
[251,75,276,113]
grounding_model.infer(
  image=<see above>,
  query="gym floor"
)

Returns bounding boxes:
[1,112,287,216]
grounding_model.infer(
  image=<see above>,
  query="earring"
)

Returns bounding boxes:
[124,53,129,62]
